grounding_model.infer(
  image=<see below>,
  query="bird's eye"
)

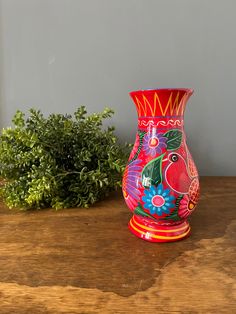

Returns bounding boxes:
[170,154,178,162]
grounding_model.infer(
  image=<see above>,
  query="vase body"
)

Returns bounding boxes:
[122,88,200,242]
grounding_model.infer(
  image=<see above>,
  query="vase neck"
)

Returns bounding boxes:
[137,116,184,130]
[130,88,193,118]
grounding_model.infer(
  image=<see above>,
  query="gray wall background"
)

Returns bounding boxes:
[0,0,235,175]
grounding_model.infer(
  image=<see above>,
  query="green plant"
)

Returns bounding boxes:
[0,107,129,210]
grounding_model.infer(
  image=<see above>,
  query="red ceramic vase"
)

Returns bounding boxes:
[122,88,200,242]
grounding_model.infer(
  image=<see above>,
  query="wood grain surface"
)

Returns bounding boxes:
[0,177,235,313]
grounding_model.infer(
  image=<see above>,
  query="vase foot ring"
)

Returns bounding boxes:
[128,215,191,243]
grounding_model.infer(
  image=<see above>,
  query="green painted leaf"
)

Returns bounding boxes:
[141,154,164,188]
[134,203,157,221]
[163,129,183,150]
[175,195,183,209]
[159,212,179,221]
[128,130,146,164]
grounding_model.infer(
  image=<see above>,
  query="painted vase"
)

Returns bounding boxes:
[122,88,200,242]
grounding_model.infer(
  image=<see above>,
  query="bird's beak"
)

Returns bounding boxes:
[162,158,168,162]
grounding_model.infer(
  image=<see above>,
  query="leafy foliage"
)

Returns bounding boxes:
[0,107,129,210]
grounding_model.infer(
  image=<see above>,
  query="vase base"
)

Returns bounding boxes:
[128,215,191,243]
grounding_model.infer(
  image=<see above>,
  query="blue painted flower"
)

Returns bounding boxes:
[142,184,175,216]
[143,129,167,156]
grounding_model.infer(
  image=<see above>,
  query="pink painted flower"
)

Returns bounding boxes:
[178,194,196,219]
[143,128,167,156]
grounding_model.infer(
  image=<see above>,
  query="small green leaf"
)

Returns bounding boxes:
[12,110,25,128]
[141,154,164,188]
[163,129,182,150]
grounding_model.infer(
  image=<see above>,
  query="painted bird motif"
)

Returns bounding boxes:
[164,150,200,205]
[165,152,195,194]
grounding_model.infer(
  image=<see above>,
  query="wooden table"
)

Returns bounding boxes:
[0,177,235,313]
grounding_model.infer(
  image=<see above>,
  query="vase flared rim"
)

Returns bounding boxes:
[130,88,194,97]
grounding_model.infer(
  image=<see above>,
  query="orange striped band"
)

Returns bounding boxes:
[132,216,188,233]
[129,219,190,240]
